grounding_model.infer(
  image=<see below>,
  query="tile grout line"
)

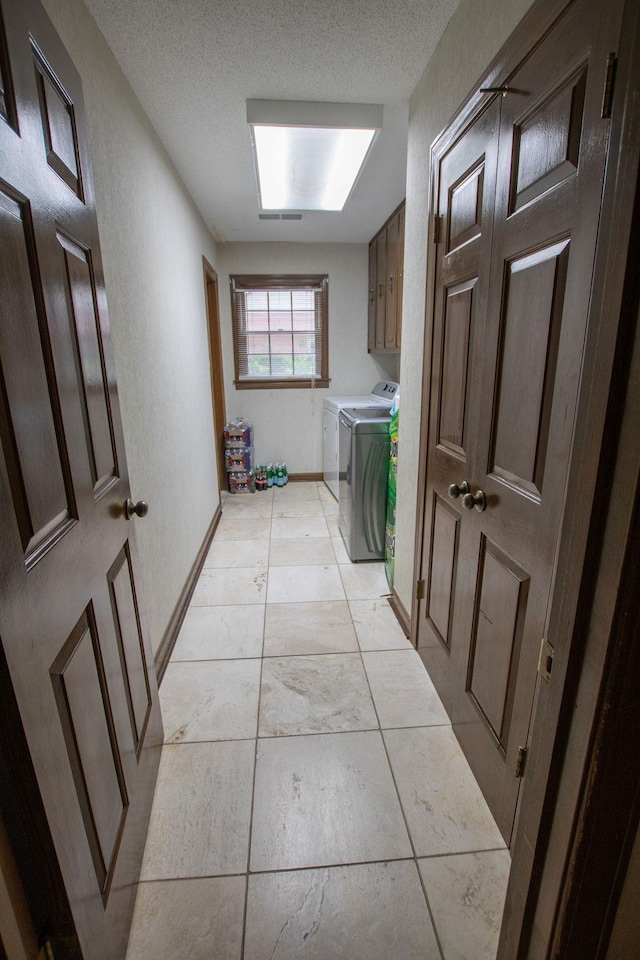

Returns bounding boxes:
[239,494,273,960]
[239,521,269,960]
[133,843,510,887]
[360,655,447,960]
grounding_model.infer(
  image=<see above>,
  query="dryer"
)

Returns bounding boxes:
[323,381,398,499]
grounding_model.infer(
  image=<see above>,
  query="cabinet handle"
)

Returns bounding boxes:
[369,287,375,303]
[378,282,384,299]
[388,275,394,293]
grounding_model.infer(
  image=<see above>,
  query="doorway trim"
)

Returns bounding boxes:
[203,258,227,494]
[409,0,640,956]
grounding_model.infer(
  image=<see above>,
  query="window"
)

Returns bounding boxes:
[230,274,329,388]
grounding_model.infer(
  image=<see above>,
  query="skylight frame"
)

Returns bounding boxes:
[247,100,383,213]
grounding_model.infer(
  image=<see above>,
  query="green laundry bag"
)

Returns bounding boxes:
[385,393,399,590]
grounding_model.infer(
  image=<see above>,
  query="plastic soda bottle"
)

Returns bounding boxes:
[282,463,288,485]
[267,463,274,487]
[276,463,284,487]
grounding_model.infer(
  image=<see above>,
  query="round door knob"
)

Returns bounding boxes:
[125,498,149,519]
[462,489,487,512]
[448,480,470,500]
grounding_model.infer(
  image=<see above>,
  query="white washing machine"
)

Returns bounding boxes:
[323,381,398,499]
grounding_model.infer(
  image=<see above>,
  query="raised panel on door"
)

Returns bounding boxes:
[490,239,569,499]
[425,494,460,652]
[0,0,163,956]
[57,230,119,498]
[108,545,152,758]
[32,43,83,199]
[448,160,484,254]
[437,279,476,460]
[50,607,128,898]
[511,65,587,214]
[467,538,530,755]
[0,185,77,568]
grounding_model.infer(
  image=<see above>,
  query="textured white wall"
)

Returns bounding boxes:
[393,0,536,614]
[42,0,221,656]
[217,243,400,473]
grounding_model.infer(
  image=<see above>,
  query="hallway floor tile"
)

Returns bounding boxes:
[127,482,510,959]
[263,600,358,656]
[259,653,378,736]
[250,731,413,871]
[244,861,440,960]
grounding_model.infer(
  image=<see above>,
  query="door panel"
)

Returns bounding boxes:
[108,545,153,756]
[448,161,484,252]
[0,187,77,564]
[33,45,83,198]
[50,609,129,897]
[467,538,529,750]
[490,239,569,496]
[425,494,460,651]
[511,66,586,213]
[438,279,476,458]
[418,0,623,843]
[58,230,119,496]
[0,0,163,956]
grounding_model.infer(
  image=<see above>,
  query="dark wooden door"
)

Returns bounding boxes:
[0,0,163,957]
[417,0,623,843]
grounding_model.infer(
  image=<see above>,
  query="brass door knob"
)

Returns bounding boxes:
[448,480,470,500]
[125,499,149,519]
[462,489,487,512]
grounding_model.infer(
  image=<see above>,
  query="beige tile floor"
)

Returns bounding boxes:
[126,481,510,960]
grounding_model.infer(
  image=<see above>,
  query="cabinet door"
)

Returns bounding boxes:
[375,231,386,349]
[385,213,399,349]
[367,241,376,352]
[395,205,405,349]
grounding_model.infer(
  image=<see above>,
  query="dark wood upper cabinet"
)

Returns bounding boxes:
[368,200,405,354]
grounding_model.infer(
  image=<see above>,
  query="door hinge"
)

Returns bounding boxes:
[416,579,426,600]
[538,637,554,683]
[601,52,617,119]
[433,214,443,244]
[515,746,528,779]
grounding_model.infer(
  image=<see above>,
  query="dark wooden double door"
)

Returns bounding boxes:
[0,0,162,957]
[418,0,623,844]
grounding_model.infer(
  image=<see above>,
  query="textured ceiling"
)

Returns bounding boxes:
[83,0,458,242]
